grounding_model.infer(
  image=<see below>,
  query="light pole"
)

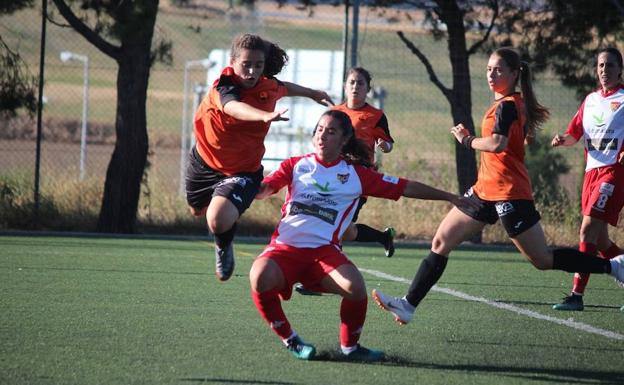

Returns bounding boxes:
[179,58,214,195]
[60,50,89,180]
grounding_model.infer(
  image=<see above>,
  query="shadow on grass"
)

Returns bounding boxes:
[378,355,624,384]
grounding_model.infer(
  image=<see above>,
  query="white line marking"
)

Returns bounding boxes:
[360,268,624,341]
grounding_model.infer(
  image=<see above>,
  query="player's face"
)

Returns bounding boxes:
[313,115,349,161]
[597,52,622,92]
[345,72,369,106]
[486,54,518,97]
[231,49,265,89]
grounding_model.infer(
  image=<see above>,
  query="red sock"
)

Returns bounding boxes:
[600,242,622,260]
[251,289,292,340]
[572,242,597,295]
[339,297,367,347]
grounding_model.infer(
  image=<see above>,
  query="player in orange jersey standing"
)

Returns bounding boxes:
[332,67,396,257]
[551,47,624,311]
[186,34,333,282]
[372,47,624,325]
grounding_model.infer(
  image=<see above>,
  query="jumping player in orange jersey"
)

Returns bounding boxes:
[372,47,624,325]
[551,47,624,312]
[185,34,333,282]
[333,67,396,257]
[249,110,480,361]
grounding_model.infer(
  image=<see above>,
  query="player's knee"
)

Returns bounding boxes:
[342,278,367,300]
[249,260,276,292]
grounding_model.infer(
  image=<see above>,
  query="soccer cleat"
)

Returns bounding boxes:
[286,335,316,360]
[372,288,414,325]
[611,254,624,287]
[215,242,235,281]
[294,282,322,296]
[383,227,396,258]
[552,294,584,311]
[342,344,384,362]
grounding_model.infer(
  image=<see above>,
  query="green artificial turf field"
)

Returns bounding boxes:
[1,235,622,385]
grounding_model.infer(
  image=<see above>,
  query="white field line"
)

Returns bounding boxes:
[360,268,624,341]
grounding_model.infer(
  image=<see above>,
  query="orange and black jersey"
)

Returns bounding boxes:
[332,103,393,164]
[194,67,288,176]
[473,93,533,201]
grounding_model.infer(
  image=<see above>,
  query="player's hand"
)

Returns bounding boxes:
[450,123,470,143]
[312,90,334,107]
[551,134,565,147]
[264,108,289,123]
[619,152,624,165]
[450,195,481,211]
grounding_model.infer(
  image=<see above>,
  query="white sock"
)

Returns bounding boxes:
[341,345,358,355]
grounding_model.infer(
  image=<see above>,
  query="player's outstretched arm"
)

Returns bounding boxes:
[283,82,334,106]
[402,180,481,211]
[223,101,289,122]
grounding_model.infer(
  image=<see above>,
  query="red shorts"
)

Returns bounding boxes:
[257,242,354,300]
[581,165,624,226]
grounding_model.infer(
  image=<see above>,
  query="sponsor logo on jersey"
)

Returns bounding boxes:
[495,201,515,216]
[592,112,606,127]
[611,101,622,111]
[382,175,399,184]
[337,173,350,184]
[311,180,331,192]
[289,201,338,224]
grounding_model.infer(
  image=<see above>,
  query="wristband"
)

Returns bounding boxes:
[461,135,475,149]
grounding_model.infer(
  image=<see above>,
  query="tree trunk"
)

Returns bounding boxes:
[96,34,154,233]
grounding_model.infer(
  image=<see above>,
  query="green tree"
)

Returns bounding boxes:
[0,0,36,117]
[51,0,171,233]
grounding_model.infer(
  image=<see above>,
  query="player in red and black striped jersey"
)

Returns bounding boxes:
[186,34,333,282]
[333,68,396,257]
[373,47,624,326]
[551,48,624,311]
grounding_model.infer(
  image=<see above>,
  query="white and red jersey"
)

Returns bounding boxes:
[565,85,624,171]
[263,153,407,248]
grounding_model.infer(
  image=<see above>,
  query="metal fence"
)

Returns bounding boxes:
[1,0,593,236]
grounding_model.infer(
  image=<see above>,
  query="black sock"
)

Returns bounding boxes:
[214,222,237,249]
[405,251,448,308]
[354,224,385,244]
[552,247,611,274]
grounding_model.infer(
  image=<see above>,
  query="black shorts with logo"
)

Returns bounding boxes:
[185,147,263,215]
[458,188,541,237]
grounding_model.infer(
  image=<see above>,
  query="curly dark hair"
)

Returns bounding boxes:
[230,34,289,77]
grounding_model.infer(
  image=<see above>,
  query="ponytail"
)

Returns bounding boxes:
[518,61,550,138]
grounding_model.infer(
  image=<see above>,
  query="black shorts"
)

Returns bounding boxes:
[351,197,368,222]
[458,187,541,237]
[185,147,263,215]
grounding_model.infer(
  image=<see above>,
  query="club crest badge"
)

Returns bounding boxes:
[259,91,268,101]
[336,173,350,184]
[611,101,621,112]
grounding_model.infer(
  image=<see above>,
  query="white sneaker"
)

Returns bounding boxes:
[372,289,414,325]
[612,255,624,288]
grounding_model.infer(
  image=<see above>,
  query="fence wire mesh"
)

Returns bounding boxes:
[2,0,615,243]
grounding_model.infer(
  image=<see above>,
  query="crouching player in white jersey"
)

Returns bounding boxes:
[248,110,481,361]
[551,47,624,312]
